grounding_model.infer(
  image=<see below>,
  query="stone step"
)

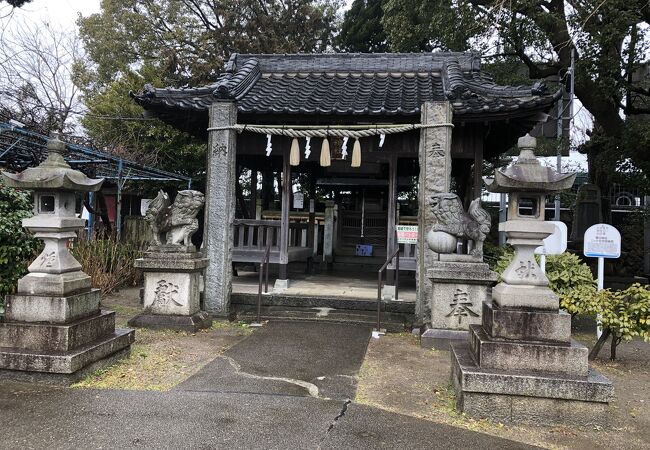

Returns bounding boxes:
[482,301,571,344]
[5,289,101,324]
[469,325,589,378]
[0,310,116,352]
[0,328,134,375]
[231,292,415,314]
[234,305,408,332]
[128,311,212,332]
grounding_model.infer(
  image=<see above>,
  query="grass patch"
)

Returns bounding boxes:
[72,343,184,391]
[72,321,255,391]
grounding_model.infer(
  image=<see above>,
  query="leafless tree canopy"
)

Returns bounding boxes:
[0,19,83,134]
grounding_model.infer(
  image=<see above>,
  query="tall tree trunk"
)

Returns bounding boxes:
[610,335,621,361]
[588,328,611,360]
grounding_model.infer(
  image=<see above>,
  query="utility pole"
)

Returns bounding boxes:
[554,49,575,221]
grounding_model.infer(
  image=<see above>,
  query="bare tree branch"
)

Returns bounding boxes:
[0,19,83,133]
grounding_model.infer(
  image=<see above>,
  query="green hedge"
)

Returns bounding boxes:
[0,181,41,313]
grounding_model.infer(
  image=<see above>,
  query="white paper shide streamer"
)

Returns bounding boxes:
[265,134,272,156]
[304,136,312,159]
[341,136,349,159]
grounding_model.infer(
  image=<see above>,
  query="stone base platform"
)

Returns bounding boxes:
[128,311,212,332]
[0,347,131,385]
[420,328,467,349]
[451,342,613,426]
[0,328,134,382]
[469,324,589,377]
[482,301,571,344]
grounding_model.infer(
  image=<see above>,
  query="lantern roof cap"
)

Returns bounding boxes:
[485,134,576,193]
[1,134,103,192]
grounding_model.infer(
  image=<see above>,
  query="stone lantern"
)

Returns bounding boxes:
[486,133,576,310]
[450,134,613,426]
[0,135,134,383]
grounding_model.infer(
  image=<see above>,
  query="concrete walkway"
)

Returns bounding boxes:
[0,321,538,449]
[177,321,371,400]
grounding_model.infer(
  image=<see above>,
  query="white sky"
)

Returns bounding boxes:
[0,0,588,171]
[0,0,100,29]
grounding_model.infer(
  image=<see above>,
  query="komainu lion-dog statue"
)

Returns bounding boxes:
[430,193,491,256]
[145,190,205,246]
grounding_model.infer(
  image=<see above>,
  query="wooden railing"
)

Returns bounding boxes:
[232,219,314,253]
[233,219,281,250]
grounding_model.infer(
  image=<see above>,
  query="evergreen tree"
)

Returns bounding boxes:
[76,0,342,185]
[382,0,650,203]
[337,0,388,52]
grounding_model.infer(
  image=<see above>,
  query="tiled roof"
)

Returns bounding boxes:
[132,52,559,121]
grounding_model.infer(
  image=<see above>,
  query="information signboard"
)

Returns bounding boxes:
[293,192,304,209]
[396,225,418,244]
[583,224,621,259]
[535,221,568,255]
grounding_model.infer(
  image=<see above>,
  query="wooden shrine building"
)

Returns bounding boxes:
[132,52,560,317]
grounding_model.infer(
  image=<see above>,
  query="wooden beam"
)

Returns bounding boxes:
[473,138,484,199]
[386,154,397,285]
[250,169,258,219]
[279,147,291,279]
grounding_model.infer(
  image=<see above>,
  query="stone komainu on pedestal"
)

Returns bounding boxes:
[145,189,205,246]
[428,194,491,257]
[451,134,613,426]
[0,135,134,384]
[128,189,211,332]
[421,194,497,348]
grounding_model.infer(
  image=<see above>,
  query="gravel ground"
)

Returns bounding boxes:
[355,332,650,450]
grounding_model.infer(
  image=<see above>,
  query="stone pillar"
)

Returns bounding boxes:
[323,200,335,265]
[416,101,453,324]
[204,101,237,316]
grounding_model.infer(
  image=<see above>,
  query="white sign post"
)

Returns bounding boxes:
[583,223,621,338]
[534,221,568,273]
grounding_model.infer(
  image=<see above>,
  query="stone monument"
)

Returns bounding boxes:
[128,190,211,331]
[451,135,613,425]
[0,135,134,383]
[421,194,497,348]
[570,183,602,244]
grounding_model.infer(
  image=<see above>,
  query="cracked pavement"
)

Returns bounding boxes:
[0,321,538,449]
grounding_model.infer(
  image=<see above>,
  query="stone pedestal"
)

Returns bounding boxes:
[451,300,613,425]
[451,239,613,425]
[421,258,497,349]
[129,245,211,331]
[0,288,134,384]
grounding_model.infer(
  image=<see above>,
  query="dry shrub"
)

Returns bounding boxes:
[72,237,144,295]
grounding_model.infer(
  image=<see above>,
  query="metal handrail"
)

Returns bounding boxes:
[256,244,271,324]
[376,247,400,331]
